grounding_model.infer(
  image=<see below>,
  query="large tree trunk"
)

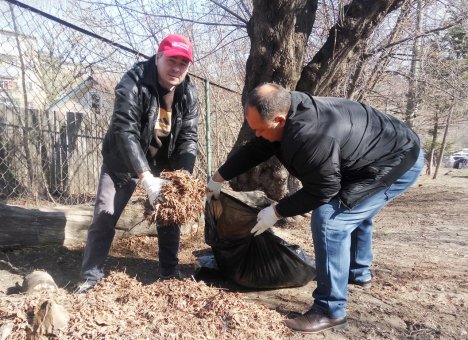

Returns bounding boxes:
[230,0,318,200]
[242,0,318,101]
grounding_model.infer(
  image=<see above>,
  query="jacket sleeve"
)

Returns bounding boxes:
[218,137,277,180]
[275,136,342,217]
[171,85,199,173]
[111,72,150,175]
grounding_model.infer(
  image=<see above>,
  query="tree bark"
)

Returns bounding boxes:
[242,0,318,102]
[230,0,318,200]
[0,203,155,249]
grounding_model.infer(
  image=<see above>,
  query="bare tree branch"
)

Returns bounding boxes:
[209,0,249,24]
[366,16,467,57]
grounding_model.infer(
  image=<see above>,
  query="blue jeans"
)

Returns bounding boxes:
[311,150,424,318]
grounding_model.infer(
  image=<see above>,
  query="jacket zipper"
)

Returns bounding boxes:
[145,92,159,155]
[168,109,181,159]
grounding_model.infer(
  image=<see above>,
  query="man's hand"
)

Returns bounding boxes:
[251,205,280,236]
[141,174,169,204]
[206,176,223,202]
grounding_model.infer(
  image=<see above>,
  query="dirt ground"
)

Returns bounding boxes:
[1,168,467,339]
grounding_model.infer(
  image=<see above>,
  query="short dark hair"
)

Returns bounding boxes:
[245,83,291,120]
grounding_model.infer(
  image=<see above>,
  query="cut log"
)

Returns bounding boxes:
[0,203,155,249]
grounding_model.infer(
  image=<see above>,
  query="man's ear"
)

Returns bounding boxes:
[274,114,287,127]
[155,52,163,65]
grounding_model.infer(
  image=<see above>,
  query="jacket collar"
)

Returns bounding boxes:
[280,91,317,165]
[141,55,158,93]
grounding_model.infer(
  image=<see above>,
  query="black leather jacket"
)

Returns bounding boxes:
[102,56,199,187]
[219,91,420,217]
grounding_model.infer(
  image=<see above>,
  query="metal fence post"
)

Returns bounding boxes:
[205,79,212,180]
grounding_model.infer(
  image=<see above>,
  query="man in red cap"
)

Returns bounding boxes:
[76,34,199,293]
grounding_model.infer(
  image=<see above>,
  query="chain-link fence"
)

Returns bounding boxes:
[0,0,242,205]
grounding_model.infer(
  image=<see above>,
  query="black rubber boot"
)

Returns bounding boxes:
[156,224,181,277]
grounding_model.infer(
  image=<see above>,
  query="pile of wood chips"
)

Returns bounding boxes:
[144,170,205,225]
[0,272,290,339]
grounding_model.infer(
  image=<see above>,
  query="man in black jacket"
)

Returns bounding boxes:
[207,83,423,333]
[77,34,199,293]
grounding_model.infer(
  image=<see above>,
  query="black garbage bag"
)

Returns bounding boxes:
[205,189,315,289]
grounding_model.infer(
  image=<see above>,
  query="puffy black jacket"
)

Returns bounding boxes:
[218,91,420,217]
[102,56,199,187]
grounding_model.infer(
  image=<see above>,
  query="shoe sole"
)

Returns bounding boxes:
[352,282,372,289]
[286,321,348,334]
[358,283,372,289]
[349,281,372,289]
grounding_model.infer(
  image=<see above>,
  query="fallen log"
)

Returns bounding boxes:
[0,203,155,249]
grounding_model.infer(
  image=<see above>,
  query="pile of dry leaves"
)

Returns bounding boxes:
[0,272,290,339]
[144,170,205,225]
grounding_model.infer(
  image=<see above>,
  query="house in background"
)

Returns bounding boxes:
[42,75,114,196]
[0,28,117,199]
[0,28,116,119]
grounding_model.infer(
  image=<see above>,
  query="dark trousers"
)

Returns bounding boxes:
[80,164,180,281]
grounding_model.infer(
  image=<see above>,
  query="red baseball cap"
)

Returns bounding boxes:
[157,34,193,63]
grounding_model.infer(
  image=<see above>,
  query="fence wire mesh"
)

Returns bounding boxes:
[0,0,242,205]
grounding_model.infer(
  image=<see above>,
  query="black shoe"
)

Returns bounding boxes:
[284,308,347,333]
[74,279,98,294]
[348,278,372,289]
[158,269,182,281]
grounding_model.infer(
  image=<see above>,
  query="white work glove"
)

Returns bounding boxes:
[206,177,222,202]
[141,174,169,205]
[251,205,280,237]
